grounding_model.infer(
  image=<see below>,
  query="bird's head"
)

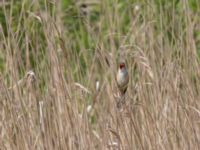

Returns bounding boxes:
[119,62,126,70]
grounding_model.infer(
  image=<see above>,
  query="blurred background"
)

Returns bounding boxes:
[0,0,200,149]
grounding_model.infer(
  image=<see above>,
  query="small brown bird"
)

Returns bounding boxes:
[116,62,129,97]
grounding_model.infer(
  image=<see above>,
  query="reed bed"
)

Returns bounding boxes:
[0,0,200,149]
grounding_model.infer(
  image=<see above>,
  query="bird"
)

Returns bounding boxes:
[116,62,129,99]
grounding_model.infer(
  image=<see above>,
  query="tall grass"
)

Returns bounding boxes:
[0,0,200,149]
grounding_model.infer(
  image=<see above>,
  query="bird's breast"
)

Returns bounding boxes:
[117,70,128,86]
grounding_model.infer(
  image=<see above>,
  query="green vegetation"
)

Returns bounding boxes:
[0,0,200,149]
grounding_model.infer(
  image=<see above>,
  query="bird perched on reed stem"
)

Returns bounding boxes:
[116,62,129,107]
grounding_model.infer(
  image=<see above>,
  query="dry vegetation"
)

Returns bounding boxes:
[0,0,200,149]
